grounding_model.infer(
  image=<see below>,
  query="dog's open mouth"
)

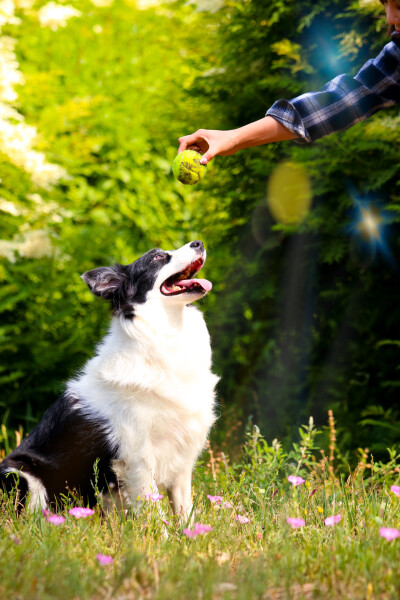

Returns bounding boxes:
[161,258,212,296]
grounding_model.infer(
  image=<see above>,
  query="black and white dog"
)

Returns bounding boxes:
[0,241,218,518]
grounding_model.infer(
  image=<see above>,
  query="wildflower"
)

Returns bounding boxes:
[162,519,169,526]
[286,517,305,529]
[69,507,94,518]
[379,527,400,541]
[207,495,223,504]
[183,527,197,538]
[193,523,213,534]
[235,515,250,524]
[96,554,114,565]
[0,110,67,188]
[46,515,65,525]
[18,230,53,259]
[91,0,114,6]
[183,523,213,538]
[390,485,400,498]
[42,509,52,517]
[256,533,262,540]
[146,493,163,502]
[37,2,82,31]
[324,515,342,526]
[10,534,20,545]
[288,475,305,487]
[317,506,324,514]
[272,489,278,498]
[309,488,318,497]
[221,501,233,509]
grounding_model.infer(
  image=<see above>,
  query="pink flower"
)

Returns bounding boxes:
[10,534,20,545]
[183,523,213,538]
[69,507,94,518]
[96,554,113,565]
[42,509,52,517]
[235,515,250,524]
[324,514,342,526]
[272,489,278,498]
[183,527,197,538]
[146,493,163,502]
[257,533,262,540]
[207,495,223,504]
[288,475,305,487]
[221,501,233,509]
[309,488,318,497]
[379,527,400,541]
[286,517,305,529]
[390,485,400,498]
[46,515,65,525]
[194,523,213,534]
[162,519,169,526]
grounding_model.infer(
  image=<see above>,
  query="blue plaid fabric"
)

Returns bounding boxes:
[266,32,400,143]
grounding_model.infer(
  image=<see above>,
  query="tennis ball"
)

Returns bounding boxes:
[172,150,207,185]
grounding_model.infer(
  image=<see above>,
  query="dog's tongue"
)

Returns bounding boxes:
[178,278,212,292]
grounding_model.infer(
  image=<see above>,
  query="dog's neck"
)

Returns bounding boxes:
[138,298,186,330]
[119,298,187,339]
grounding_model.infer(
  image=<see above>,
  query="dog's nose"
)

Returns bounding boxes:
[190,240,204,251]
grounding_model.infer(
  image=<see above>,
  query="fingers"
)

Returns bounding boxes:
[178,133,202,154]
[177,130,217,164]
[187,144,201,153]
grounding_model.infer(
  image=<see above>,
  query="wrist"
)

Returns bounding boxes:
[226,129,242,153]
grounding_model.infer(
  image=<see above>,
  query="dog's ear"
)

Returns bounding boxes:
[81,265,127,299]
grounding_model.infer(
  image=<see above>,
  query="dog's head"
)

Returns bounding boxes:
[81,241,211,318]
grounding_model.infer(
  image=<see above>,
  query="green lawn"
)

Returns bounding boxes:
[1,419,400,600]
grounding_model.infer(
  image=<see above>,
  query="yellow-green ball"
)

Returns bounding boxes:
[172,150,207,185]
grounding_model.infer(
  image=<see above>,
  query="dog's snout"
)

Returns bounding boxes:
[190,240,204,252]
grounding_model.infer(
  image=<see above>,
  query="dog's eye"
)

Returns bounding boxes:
[153,254,166,261]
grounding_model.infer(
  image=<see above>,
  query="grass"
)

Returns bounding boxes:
[1,413,400,600]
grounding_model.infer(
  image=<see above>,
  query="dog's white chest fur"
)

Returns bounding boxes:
[68,297,218,501]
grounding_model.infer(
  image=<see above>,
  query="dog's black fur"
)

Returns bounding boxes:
[0,394,118,507]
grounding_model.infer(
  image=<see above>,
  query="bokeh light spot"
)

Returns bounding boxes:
[357,206,383,242]
[267,161,312,225]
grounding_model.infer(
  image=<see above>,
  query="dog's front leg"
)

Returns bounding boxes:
[167,467,193,523]
[114,459,159,516]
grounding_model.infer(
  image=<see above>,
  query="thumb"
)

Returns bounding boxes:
[200,150,214,165]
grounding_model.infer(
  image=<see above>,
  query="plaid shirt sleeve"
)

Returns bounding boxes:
[266,33,400,144]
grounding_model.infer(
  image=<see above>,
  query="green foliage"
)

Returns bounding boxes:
[0,0,399,459]
[0,0,222,424]
[192,0,400,454]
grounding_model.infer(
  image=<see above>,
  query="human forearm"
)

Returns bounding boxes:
[177,116,296,165]
[230,116,297,151]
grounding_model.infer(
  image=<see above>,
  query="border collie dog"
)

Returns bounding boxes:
[0,241,218,518]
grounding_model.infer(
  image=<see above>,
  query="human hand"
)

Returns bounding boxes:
[177,129,238,165]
